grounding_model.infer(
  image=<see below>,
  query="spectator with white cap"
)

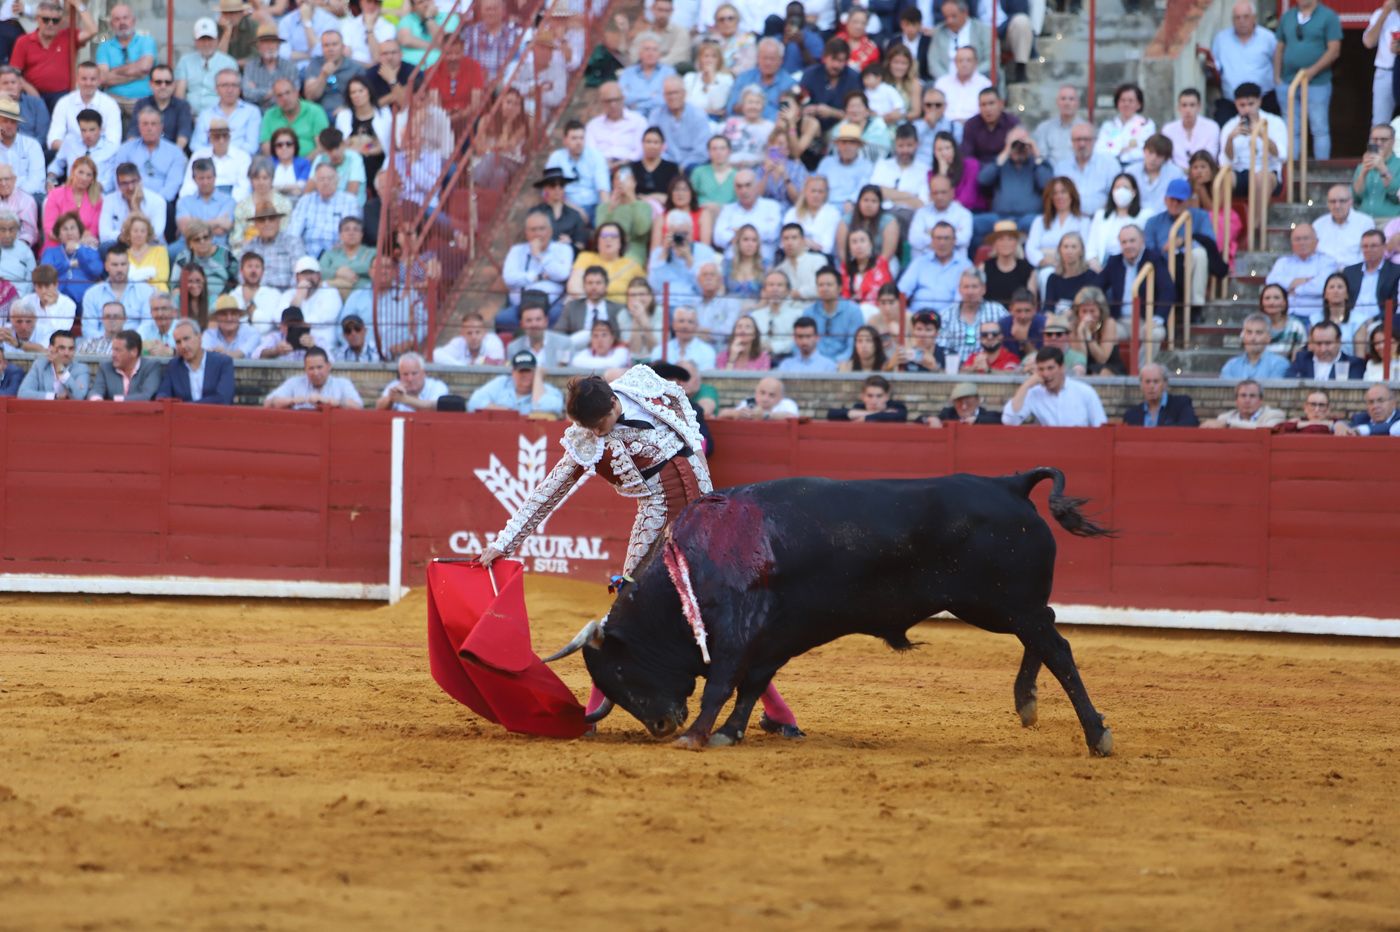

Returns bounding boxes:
[174,18,239,118]
[283,255,343,351]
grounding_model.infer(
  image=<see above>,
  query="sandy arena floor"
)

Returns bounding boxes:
[2,578,1398,931]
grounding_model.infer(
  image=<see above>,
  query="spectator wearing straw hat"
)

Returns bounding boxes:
[0,98,46,202]
[816,123,874,212]
[180,119,252,203]
[0,66,51,149]
[239,202,304,290]
[174,18,239,118]
[215,0,260,64]
[202,292,260,358]
[242,24,298,113]
[924,381,1002,427]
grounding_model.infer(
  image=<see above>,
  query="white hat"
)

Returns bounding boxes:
[193,17,218,39]
[294,256,320,275]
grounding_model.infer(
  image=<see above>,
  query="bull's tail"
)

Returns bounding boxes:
[1018,467,1117,539]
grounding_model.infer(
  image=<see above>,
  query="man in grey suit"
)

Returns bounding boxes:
[18,330,89,400]
[88,329,163,401]
[927,0,991,81]
[553,265,625,350]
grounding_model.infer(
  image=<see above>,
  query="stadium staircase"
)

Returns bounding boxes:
[1158,160,1358,376]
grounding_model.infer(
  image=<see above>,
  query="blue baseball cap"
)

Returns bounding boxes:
[1165,178,1192,201]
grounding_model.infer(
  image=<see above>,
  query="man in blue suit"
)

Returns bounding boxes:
[1284,320,1366,380]
[1349,384,1400,436]
[156,318,235,404]
[1122,362,1199,427]
[1101,224,1176,324]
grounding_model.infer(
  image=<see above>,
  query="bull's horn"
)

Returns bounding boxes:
[583,698,614,723]
[543,618,605,663]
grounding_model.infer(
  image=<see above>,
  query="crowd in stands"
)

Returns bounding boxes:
[0,0,493,403]
[0,0,1396,431]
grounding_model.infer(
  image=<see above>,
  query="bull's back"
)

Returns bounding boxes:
[722,473,1057,633]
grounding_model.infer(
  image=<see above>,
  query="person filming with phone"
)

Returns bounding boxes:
[646,209,718,305]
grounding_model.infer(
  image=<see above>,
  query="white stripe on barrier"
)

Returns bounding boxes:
[0,575,393,600]
[389,416,406,605]
[1048,604,1400,639]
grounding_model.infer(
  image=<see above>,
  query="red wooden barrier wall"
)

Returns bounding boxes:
[0,399,393,583]
[3,401,1398,622]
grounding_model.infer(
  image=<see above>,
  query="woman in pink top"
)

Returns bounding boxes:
[715,315,771,370]
[42,155,102,250]
[932,131,984,211]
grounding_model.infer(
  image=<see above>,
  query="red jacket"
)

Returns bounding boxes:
[841,256,893,304]
[960,346,1021,373]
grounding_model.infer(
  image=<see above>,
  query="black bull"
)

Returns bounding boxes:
[550,467,1116,755]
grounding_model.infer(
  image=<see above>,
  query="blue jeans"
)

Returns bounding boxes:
[1292,81,1332,161]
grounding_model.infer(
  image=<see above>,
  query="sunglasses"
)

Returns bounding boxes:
[343,324,364,333]
[39,15,61,23]
[979,331,1001,338]
[189,234,210,242]
[151,78,173,85]
[275,140,296,147]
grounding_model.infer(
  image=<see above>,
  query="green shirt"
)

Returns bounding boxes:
[260,101,330,156]
[691,164,736,207]
[1276,5,1341,86]
[320,245,374,291]
[595,200,653,267]
[1354,155,1400,218]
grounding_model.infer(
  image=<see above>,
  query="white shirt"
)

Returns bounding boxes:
[869,156,931,212]
[713,197,783,254]
[283,287,343,351]
[910,201,974,254]
[864,82,907,120]
[1312,209,1376,267]
[380,376,449,412]
[233,286,287,333]
[47,90,123,149]
[0,133,47,197]
[1219,112,1288,174]
[933,72,992,123]
[1084,208,1157,265]
[1369,8,1400,69]
[735,396,799,417]
[11,292,76,344]
[186,352,207,402]
[782,203,842,256]
[98,190,169,244]
[435,331,506,366]
[1002,377,1107,427]
[338,12,397,65]
[571,344,631,368]
[178,147,253,202]
[664,336,717,370]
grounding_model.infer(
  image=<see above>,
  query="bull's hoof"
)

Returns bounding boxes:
[1090,727,1114,757]
[672,733,708,751]
[708,730,743,748]
[759,715,806,740]
[1018,701,1038,728]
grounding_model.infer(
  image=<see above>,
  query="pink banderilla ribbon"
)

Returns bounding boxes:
[662,539,710,664]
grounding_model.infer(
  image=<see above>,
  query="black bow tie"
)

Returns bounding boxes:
[618,418,652,430]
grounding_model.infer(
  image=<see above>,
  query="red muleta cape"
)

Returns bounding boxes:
[426,559,589,738]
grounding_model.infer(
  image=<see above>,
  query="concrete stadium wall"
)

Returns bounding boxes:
[2,402,1397,627]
